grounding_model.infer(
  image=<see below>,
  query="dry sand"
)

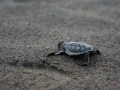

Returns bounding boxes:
[0,0,120,90]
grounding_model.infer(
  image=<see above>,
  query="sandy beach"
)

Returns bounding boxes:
[0,0,120,90]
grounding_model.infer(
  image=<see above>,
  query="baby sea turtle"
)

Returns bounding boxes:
[48,41,100,65]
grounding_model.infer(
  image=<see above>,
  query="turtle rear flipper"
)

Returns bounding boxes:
[74,53,90,66]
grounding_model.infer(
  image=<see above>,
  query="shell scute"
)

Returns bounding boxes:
[75,46,81,52]
[70,45,76,52]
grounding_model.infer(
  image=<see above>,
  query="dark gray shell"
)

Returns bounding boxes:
[63,42,93,55]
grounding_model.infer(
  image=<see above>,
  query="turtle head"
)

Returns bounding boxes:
[58,41,64,48]
[96,50,100,54]
[58,41,66,51]
[92,48,100,54]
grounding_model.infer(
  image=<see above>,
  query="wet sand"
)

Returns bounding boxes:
[0,0,120,90]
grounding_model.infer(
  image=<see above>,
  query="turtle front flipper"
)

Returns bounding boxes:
[90,48,101,55]
[54,50,64,55]
[47,50,63,57]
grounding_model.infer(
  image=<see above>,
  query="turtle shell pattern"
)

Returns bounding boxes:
[64,42,93,55]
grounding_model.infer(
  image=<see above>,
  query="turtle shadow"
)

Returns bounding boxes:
[72,53,101,66]
[61,53,100,66]
[47,52,101,66]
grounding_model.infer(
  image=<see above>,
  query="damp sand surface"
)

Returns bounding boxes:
[0,0,120,90]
